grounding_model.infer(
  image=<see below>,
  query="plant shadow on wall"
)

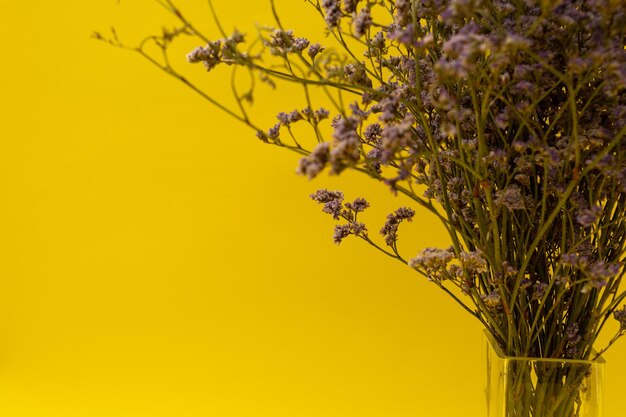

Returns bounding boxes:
[96,1,626,416]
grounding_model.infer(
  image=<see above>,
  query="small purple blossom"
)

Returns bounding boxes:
[495,186,526,211]
[264,29,294,55]
[460,251,488,274]
[293,37,310,52]
[345,197,370,213]
[267,123,281,140]
[321,0,342,28]
[314,108,330,122]
[307,43,325,59]
[277,112,291,125]
[333,221,367,244]
[409,247,455,280]
[333,224,352,244]
[186,40,222,71]
[380,207,415,246]
[289,110,303,123]
[363,123,383,143]
[380,115,414,163]
[353,8,372,38]
[297,143,330,179]
[309,189,344,219]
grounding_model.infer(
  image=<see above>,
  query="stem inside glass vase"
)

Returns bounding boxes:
[484,330,605,417]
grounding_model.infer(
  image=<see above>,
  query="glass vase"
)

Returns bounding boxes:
[483,330,605,417]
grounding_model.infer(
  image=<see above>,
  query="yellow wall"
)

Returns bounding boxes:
[0,1,623,416]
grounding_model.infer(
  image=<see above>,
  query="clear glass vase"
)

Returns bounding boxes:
[483,330,605,417]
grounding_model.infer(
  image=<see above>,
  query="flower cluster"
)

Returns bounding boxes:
[186,31,247,70]
[309,189,369,244]
[264,29,310,56]
[380,207,415,246]
[409,247,455,281]
[310,189,416,252]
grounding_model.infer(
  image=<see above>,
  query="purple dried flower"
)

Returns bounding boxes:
[380,207,415,246]
[314,108,330,122]
[293,37,310,52]
[186,46,206,63]
[310,189,344,204]
[387,24,420,48]
[297,142,330,179]
[265,29,295,55]
[329,139,361,174]
[349,102,368,120]
[327,116,361,174]
[310,189,344,219]
[186,40,222,71]
[520,279,532,290]
[301,107,314,120]
[366,147,382,174]
[344,63,372,88]
[351,221,367,236]
[307,43,325,59]
[321,0,342,28]
[267,123,281,140]
[460,251,488,274]
[363,123,382,143]
[495,186,526,211]
[277,112,291,125]
[378,94,400,123]
[333,224,352,244]
[353,8,372,38]
[345,197,370,213]
[485,149,508,172]
[255,130,268,143]
[333,221,367,244]
[441,25,491,73]
[409,247,455,279]
[380,115,414,163]
[288,110,303,123]
[366,31,386,55]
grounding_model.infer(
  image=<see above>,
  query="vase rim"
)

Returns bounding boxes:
[483,329,606,364]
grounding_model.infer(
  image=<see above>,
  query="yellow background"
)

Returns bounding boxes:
[0,1,623,416]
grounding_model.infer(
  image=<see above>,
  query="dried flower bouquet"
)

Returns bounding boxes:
[98,1,626,415]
